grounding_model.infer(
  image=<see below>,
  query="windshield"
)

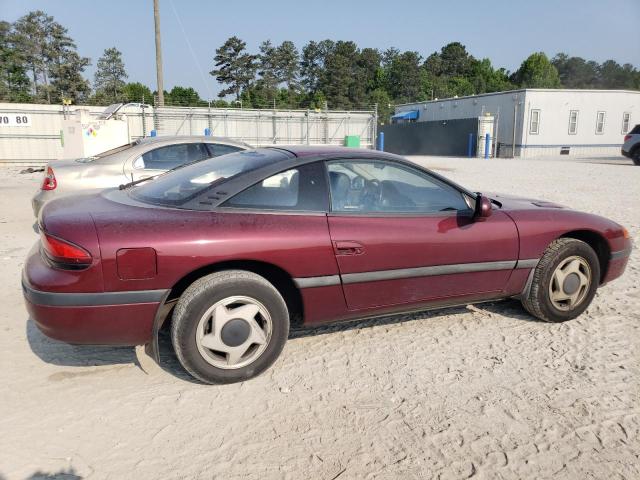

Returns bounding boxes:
[129,149,287,207]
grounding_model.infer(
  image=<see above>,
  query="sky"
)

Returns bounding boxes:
[1,0,639,99]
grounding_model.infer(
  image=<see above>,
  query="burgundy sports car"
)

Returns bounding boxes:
[23,147,632,384]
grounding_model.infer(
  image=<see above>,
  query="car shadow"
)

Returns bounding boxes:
[26,318,138,367]
[25,299,540,383]
[25,318,202,384]
[575,157,633,166]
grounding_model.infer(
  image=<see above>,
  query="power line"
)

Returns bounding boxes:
[168,0,214,100]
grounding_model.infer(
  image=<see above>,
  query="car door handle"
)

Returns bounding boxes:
[334,241,364,256]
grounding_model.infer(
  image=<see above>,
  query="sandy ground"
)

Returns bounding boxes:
[0,155,638,480]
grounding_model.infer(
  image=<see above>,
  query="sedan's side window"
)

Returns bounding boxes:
[137,143,210,170]
[206,144,244,157]
[327,160,469,214]
[223,162,328,211]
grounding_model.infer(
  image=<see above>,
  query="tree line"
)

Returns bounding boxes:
[1,10,639,122]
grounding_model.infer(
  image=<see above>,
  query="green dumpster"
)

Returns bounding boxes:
[344,135,360,147]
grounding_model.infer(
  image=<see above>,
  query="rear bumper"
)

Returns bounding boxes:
[621,148,631,159]
[22,275,168,346]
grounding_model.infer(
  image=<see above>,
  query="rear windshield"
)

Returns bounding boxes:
[129,149,287,207]
[75,141,139,163]
[630,124,640,135]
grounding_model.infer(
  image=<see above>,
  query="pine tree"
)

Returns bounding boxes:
[94,47,128,103]
[0,21,31,102]
[210,36,256,100]
[12,11,89,104]
[300,40,334,95]
[12,10,54,101]
[274,41,299,91]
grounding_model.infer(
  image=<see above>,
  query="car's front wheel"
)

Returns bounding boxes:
[521,238,600,322]
[171,270,289,384]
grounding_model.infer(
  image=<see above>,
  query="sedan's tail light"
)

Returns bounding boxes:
[41,232,92,268]
[624,134,631,142]
[41,166,57,191]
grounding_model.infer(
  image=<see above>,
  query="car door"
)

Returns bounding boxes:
[326,159,519,311]
[129,142,211,181]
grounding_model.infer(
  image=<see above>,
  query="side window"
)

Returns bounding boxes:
[327,160,469,214]
[138,143,209,170]
[223,162,328,211]
[207,143,243,157]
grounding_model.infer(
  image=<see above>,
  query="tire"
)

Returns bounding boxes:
[521,238,600,322]
[632,148,640,166]
[171,270,289,384]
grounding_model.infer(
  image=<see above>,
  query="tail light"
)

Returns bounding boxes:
[624,134,631,142]
[41,166,57,191]
[40,231,92,268]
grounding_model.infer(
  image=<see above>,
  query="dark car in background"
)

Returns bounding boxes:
[23,147,632,384]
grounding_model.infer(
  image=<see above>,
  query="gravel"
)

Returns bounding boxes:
[0,155,638,479]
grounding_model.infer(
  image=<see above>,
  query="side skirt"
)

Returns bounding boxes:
[299,292,512,330]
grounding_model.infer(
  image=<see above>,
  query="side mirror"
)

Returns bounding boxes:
[474,194,492,219]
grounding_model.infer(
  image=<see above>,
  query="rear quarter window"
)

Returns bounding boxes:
[223,162,328,211]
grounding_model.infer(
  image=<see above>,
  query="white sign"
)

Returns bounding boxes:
[0,114,32,127]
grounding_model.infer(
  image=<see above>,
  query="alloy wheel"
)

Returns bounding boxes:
[195,295,272,369]
[548,256,592,311]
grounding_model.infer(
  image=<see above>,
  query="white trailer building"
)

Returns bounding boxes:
[394,89,639,157]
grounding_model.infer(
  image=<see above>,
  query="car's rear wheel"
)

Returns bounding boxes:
[521,238,600,322]
[171,270,289,384]
[632,148,640,166]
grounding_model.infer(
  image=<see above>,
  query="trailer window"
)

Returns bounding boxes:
[568,110,579,135]
[596,111,606,134]
[529,109,540,135]
[622,113,631,134]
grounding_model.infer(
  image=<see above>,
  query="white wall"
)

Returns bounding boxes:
[519,90,639,157]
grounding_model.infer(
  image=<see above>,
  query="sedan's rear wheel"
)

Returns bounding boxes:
[632,148,640,166]
[171,270,289,384]
[522,238,600,322]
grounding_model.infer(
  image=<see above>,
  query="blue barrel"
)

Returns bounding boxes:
[484,133,490,159]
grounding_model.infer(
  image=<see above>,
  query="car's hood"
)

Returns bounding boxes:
[487,192,567,211]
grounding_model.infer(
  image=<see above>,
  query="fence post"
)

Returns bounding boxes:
[484,133,490,159]
[306,110,310,145]
[141,103,147,137]
[377,132,384,151]
[467,133,474,158]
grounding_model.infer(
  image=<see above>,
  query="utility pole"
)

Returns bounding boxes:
[153,0,165,106]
